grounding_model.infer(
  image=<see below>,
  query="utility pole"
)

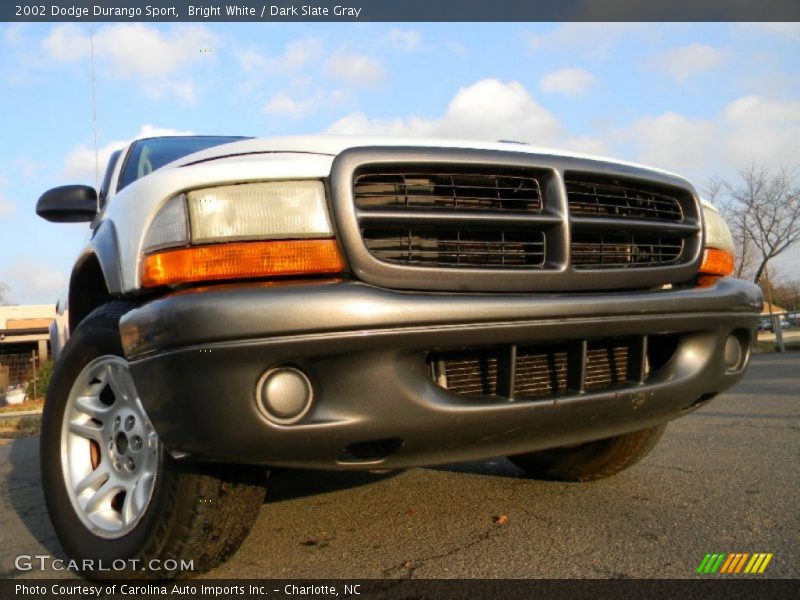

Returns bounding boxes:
[764,264,785,352]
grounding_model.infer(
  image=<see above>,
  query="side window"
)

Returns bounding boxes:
[98,150,122,210]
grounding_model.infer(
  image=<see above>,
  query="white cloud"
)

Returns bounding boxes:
[2,23,26,46]
[388,29,422,51]
[723,95,800,123]
[721,95,800,167]
[540,68,596,95]
[263,93,317,118]
[523,24,638,58]
[328,79,561,144]
[42,24,216,101]
[325,54,385,88]
[262,89,350,119]
[615,112,716,172]
[62,125,193,181]
[651,43,728,83]
[239,37,322,75]
[2,260,69,304]
[560,136,610,156]
[42,24,89,62]
[591,95,800,177]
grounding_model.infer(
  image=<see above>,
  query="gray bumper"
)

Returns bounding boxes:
[120,278,761,469]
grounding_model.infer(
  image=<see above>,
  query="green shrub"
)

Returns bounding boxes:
[25,360,54,401]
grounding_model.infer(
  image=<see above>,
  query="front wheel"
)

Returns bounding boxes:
[41,302,265,579]
[508,424,667,482]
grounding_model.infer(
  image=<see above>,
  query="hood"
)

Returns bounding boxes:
[169,134,689,183]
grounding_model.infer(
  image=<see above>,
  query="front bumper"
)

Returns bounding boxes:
[121,277,761,469]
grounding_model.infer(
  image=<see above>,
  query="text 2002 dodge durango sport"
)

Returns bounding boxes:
[35,135,761,577]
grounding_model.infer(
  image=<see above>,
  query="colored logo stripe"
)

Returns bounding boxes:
[697,552,773,574]
[697,553,726,574]
[744,553,773,574]
[720,553,749,573]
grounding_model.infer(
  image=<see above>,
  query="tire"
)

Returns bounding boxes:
[40,301,265,579]
[508,424,667,482]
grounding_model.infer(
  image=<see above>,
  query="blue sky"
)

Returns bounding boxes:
[1,22,799,304]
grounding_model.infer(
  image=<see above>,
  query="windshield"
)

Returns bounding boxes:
[118,136,247,191]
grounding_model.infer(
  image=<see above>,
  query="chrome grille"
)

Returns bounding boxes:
[566,177,683,222]
[335,148,703,292]
[354,171,542,212]
[362,228,545,268]
[571,233,684,269]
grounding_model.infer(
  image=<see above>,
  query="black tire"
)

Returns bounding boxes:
[508,424,667,482]
[40,301,265,579]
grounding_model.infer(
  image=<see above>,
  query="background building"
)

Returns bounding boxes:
[0,304,54,393]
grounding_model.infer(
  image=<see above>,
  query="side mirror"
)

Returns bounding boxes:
[36,185,98,223]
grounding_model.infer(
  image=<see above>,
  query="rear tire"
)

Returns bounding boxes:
[40,301,265,579]
[508,425,667,482]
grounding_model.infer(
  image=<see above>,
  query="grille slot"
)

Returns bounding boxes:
[571,232,684,269]
[354,171,543,212]
[431,337,647,401]
[362,228,546,268]
[585,341,629,391]
[566,177,683,222]
[439,353,498,397]
[513,346,569,398]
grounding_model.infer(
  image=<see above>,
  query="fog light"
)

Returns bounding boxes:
[256,367,313,425]
[724,335,743,371]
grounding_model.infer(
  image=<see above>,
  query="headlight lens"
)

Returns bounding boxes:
[188,181,332,243]
[702,205,734,253]
[142,194,189,251]
[140,180,344,287]
[143,181,332,253]
[700,204,735,277]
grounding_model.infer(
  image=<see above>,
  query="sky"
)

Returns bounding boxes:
[0,22,799,304]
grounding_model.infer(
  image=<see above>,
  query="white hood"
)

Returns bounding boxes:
[171,134,689,183]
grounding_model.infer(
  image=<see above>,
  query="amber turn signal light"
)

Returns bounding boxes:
[699,247,735,277]
[141,239,345,287]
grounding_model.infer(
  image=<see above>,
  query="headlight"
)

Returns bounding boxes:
[699,202,735,277]
[140,181,344,288]
[188,181,333,243]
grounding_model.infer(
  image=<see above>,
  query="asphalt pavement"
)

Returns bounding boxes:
[1,353,797,579]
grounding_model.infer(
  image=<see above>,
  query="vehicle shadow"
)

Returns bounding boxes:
[265,467,402,504]
[428,458,542,481]
[265,457,537,498]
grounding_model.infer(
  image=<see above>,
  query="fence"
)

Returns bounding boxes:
[0,351,40,399]
[757,310,800,351]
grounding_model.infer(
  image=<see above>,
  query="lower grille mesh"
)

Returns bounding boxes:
[585,342,629,391]
[431,337,648,400]
[441,355,498,396]
[513,346,569,398]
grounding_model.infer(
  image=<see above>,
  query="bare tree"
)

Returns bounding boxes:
[717,164,800,283]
